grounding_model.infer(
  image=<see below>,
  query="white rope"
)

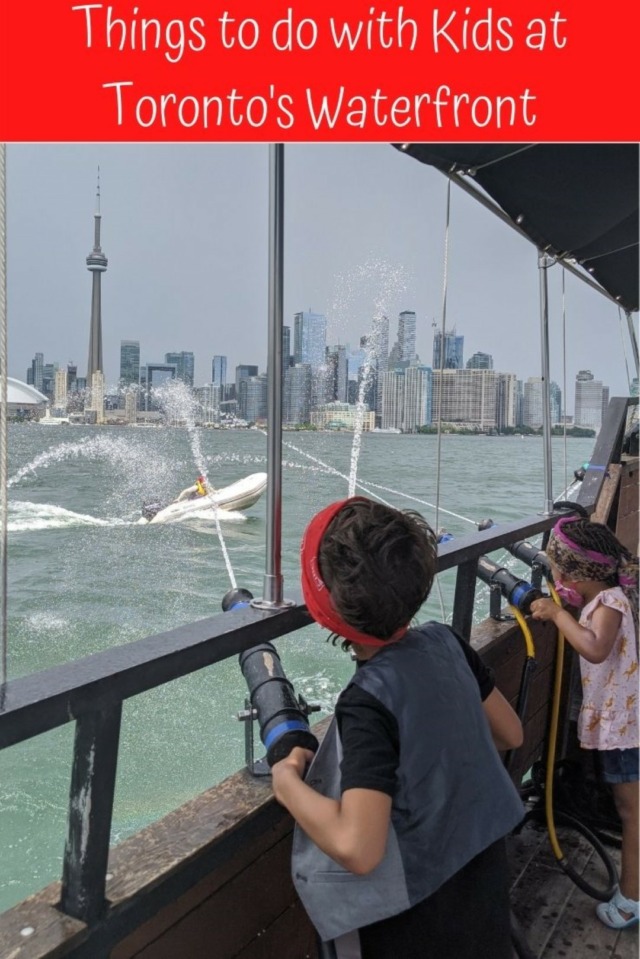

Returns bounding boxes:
[0,144,8,690]
[434,179,451,536]
[561,269,568,497]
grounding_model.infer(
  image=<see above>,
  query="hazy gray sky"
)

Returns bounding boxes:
[7,143,637,411]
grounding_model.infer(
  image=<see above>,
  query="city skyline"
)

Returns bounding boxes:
[25,320,615,426]
[8,144,638,409]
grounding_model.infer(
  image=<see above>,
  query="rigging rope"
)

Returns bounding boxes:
[0,144,8,692]
[561,269,568,499]
[434,178,451,537]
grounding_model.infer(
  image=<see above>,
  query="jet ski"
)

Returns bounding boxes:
[139,472,268,525]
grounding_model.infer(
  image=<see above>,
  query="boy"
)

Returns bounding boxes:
[272,497,524,959]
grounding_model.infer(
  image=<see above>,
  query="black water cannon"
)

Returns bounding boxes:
[238,643,319,775]
[222,588,254,611]
[476,555,543,621]
[505,540,551,590]
[477,519,550,591]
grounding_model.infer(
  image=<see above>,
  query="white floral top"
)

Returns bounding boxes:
[578,587,638,751]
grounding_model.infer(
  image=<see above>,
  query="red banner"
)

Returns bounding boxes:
[1,1,638,141]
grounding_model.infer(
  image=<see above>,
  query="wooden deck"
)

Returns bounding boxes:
[510,819,637,959]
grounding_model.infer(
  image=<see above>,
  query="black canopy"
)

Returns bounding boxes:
[395,144,639,313]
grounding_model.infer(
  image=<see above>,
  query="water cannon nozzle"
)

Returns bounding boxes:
[222,588,254,612]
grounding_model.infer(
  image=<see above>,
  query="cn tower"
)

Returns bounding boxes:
[86,169,108,385]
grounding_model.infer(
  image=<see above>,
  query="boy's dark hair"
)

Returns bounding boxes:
[318,499,437,642]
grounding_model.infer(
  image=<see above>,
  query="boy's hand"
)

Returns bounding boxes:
[271,747,316,804]
[530,597,560,621]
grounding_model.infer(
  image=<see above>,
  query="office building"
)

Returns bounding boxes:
[42,363,56,399]
[325,345,349,403]
[165,352,194,387]
[53,369,68,412]
[282,327,291,369]
[293,310,327,370]
[141,362,177,411]
[27,352,44,392]
[496,374,517,430]
[120,340,140,390]
[240,374,268,423]
[310,402,375,431]
[432,369,497,430]
[212,355,227,391]
[235,365,259,417]
[522,377,544,428]
[575,370,609,430]
[397,310,417,364]
[433,330,464,370]
[284,364,312,425]
[467,352,493,370]
[404,365,432,431]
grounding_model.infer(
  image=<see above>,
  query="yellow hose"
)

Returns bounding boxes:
[510,594,565,861]
[509,605,535,659]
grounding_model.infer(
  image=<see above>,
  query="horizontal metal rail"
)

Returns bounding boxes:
[0,395,634,926]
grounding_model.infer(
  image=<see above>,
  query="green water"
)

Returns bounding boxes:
[0,425,595,911]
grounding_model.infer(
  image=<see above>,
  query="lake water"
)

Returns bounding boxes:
[0,424,595,911]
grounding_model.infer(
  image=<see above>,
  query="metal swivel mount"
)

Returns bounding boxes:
[237,692,321,777]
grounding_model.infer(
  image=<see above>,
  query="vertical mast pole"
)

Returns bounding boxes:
[254,144,293,609]
[538,252,554,515]
[626,310,639,379]
[0,144,8,696]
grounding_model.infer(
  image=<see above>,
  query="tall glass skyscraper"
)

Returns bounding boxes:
[119,340,140,389]
[212,355,227,389]
[433,330,464,370]
[293,310,327,370]
[398,311,417,363]
[165,352,195,387]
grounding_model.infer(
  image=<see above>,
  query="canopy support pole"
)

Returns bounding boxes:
[626,310,639,378]
[254,144,294,610]
[538,252,555,516]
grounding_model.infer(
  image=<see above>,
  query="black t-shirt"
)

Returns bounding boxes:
[336,629,495,797]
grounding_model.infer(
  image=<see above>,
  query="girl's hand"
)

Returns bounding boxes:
[271,747,315,804]
[530,597,559,621]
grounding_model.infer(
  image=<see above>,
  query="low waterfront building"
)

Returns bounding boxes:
[310,401,375,431]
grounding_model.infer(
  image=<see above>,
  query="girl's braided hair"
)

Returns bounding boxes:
[548,518,639,635]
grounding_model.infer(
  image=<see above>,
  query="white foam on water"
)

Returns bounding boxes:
[7,501,119,533]
[24,611,70,633]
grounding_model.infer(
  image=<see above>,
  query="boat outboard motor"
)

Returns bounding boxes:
[141,501,164,521]
[239,643,319,767]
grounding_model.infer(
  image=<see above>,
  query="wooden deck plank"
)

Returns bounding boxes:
[509,818,638,959]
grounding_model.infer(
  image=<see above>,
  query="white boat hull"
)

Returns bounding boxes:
[139,473,267,525]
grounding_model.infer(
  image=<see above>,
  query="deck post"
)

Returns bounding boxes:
[60,703,122,922]
[254,144,293,610]
[625,309,639,377]
[538,252,554,516]
[451,559,477,639]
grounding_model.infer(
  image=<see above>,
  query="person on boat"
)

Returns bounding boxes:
[271,496,524,959]
[531,517,639,930]
[175,475,211,501]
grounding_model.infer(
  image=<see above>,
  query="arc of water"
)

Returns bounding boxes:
[151,379,239,590]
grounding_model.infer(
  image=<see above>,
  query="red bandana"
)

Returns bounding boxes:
[300,497,407,648]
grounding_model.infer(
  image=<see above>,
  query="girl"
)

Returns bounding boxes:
[271,497,524,959]
[531,516,639,930]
